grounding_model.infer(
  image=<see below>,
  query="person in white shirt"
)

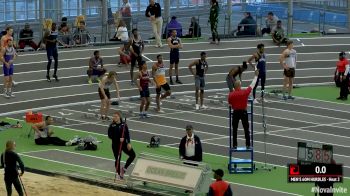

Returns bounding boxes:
[116,21,129,43]
[179,125,202,162]
[120,0,132,32]
[280,40,297,100]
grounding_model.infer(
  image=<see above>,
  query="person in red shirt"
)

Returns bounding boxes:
[208,169,232,196]
[228,70,259,149]
[336,52,349,100]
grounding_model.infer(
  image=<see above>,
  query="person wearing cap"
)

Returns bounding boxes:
[336,52,349,100]
[208,169,233,196]
[18,23,38,50]
[280,40,297,100]
[165,16,183,38]
[228,70,259,149]
[189,52,209,110]
[179,125,202,162]
[226,61,249,92]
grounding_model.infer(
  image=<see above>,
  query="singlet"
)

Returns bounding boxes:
[132,37,143,54]
[35,126,49,139]
[170,37,180,53]
[196,59,208,77]
[256,53,266,74]
[1,35,13,48]
[140,70,150,88]
[99,76,114,89]
[90,57,103,69]
[154,63,167,86]
[46,30,58,48]
[4,47,16,65]
[284,49,297,69]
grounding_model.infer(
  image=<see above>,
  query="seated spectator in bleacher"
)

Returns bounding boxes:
[58,17,68,31]
[58,23,72,46]
[164,16,182,38]
[183,17,201,38]
[18,23,38,50]
[262,12,279,35]
[110,20,129,42]
[118,40,132,66]
[271,20,288,46]
[87,50,106,84]
[73,21,91,45]
[235,12,257,37]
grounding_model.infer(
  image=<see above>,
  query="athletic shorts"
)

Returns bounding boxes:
[284,68,295,78]
[98,88,111,100]
[46,47,58,60]
[195,76,205,90]
[3,64,14,76]
[226,74,236,92]
[156,83,171,94]
[87,68,106,77]
[140,87,150,97]
[170,52,179,64]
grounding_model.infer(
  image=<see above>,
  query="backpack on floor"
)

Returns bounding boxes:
[147,136,160,148]
[75,135,98,151]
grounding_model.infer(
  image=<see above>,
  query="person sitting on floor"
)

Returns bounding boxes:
[118,40,132,66]
[32,116,78,146]
[183,17,201,38]
[261,12,278,35]
[235,12,257,37]
[271,20,288,46]
[164,16,183,39]
[58,23,72,47]
[110,20,129,42]
[18,23,38,50]
[87,50,106,84]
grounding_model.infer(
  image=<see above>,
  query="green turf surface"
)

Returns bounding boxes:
[291,85,350,104]
[1,118,348,195]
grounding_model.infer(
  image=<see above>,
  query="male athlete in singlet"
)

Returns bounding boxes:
[152,55,171,113]
[280,40,297,100]
[1,39,17,98]
[135,61,153,118]
[167,29,183,85]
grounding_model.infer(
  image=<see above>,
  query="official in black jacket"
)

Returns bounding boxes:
[108,112,136,179]
[1,140,24,196]
[179,125,203,162]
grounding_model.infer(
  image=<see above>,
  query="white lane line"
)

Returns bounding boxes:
[297,38,300,41]
[142,54,154,62]
[61,122,91,127]
[301,43,305,46]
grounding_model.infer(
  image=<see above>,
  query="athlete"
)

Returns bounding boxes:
[1,39,17,98]
[130,29,144,85]
[226,61,249,92]
[188,52,209,110]
[167,29,183,85]
[135,61,153,118]
[248,43,267,104]
[99,71,121,121]
[280,40,297,100]
[44,23,63,82]
[152,55,171,113]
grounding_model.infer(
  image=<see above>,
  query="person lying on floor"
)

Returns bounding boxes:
[32,116,78,146]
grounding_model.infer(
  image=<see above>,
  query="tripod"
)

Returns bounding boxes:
[259,90,275,171]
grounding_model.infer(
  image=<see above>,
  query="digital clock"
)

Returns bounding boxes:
[297,142,333,164]
[288,163,343,183]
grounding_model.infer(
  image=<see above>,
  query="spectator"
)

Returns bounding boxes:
[208,169,233,196]
[1,26,14,49]
[236,12,257,37]
[179,125,203,163]
[58,16,68,31]
[164,16,182,38]
[0,140,25,196]
[118,40,132,66]
[183,17,201,38]
[18,23,38,50]
[145,0,163,48]
[272,20,288,46]
[120,0,132,32]
[262,12,278,35]
[32,116,78,146]
[58,23,72,46]
[73,21,91,45]
[87,50,106,84]
[336,51,349,101]
[209,0,220,44]
[116,21,129,43]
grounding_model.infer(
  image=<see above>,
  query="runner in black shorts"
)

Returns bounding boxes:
[167,30,183,85]
[152,55,171,113]
[130,29,144,85]
[188,52,208,110]
[226,61,248,92]
[98,71,121,121]
[135,61,153,118]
